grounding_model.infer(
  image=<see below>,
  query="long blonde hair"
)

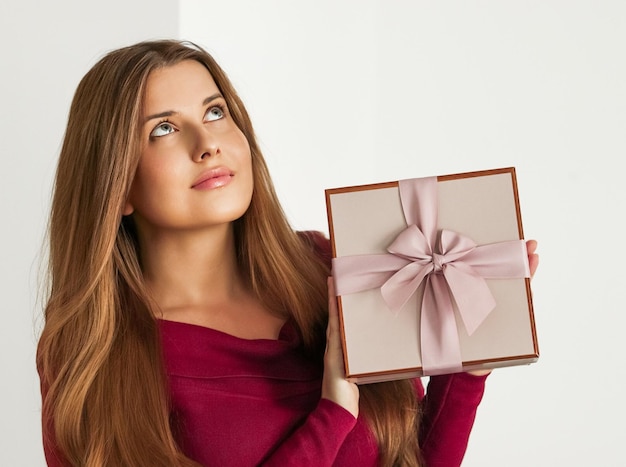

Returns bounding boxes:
[37,40,420,466]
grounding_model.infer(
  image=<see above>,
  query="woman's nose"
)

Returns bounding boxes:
[192,128,220,162]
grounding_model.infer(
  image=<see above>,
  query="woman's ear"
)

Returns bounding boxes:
[122,200,134,216]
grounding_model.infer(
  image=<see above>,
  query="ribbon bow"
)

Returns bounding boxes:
[332,177,530,375]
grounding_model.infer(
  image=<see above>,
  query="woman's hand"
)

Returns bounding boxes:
[467,239,539,377]
[322,277,359,418]
[526,239,539,278]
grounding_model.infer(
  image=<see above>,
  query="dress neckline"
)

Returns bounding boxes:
[157,317,298,344]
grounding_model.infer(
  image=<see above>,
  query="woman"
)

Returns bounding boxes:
[37,39,538,466]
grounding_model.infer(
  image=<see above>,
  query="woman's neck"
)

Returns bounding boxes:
[136,222,285,339]
[138,223,243,310]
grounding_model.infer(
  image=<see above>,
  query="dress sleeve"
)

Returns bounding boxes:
[39,380,67,467]
[297,230,333,266]
[258,232,358,465]
[42,430,65,467]
[260,399,357,466]
[419,372,489,467]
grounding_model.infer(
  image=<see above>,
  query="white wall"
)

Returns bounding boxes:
[0,2,178,465]
[181,1,625,466]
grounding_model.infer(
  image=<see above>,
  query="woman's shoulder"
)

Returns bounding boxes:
[296,230,332,266]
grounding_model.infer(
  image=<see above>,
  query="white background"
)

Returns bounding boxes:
[2,1,625,465]
[0,1,178,465]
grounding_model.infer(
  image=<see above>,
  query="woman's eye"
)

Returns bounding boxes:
[205,105,225,122]
[150,122,176,138]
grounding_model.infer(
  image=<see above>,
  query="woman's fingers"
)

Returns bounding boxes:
[526,240,539,278]
[322,277,359,418]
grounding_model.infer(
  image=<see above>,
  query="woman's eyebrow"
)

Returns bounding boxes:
[143,93,224,123]
[202,92,223,106]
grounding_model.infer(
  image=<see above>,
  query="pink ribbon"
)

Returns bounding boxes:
[332,177,530,375]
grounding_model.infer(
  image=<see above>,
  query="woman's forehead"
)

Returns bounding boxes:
[143,60,219,114]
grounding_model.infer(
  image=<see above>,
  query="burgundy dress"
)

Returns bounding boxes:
[159,318,487,467]
[153,231,488,466]
[41,232,488,466]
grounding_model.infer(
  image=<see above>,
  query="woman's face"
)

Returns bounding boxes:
[125,60,253,236]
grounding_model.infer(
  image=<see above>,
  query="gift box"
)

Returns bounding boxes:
[326,167,539,383]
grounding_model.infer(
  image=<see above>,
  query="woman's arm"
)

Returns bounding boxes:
[261,275,360,466]
[418,240,539,466]
[418,372,488,467]
[259,398,357,466]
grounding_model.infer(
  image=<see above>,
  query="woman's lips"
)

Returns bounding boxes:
[191,167,234,190]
